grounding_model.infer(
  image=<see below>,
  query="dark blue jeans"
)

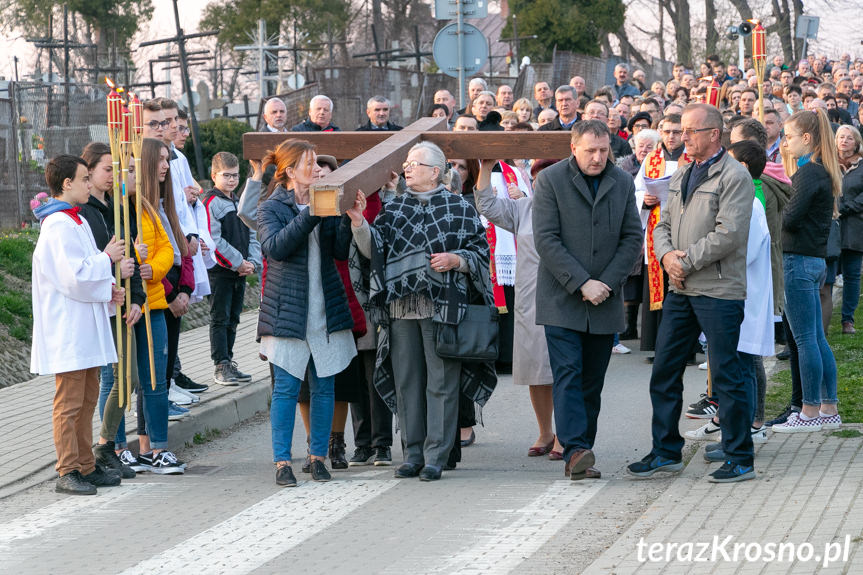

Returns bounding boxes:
[649,292,753,466]
[544,325,614,462]
[841,249,863,324]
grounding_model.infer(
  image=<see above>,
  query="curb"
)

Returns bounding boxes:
[0,380,272,500]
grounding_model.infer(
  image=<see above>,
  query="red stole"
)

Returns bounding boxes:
[486,162,519,312]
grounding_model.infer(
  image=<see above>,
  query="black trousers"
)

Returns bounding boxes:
[350,349,393,448]
[209,273,245,364]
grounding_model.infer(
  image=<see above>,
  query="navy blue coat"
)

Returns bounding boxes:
[256,186,353,340]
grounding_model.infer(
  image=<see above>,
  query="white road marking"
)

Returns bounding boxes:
[438,480,608,575]
[118,479,398,575]
[0,483,157,547]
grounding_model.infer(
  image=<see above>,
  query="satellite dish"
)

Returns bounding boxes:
[179,91,201,111]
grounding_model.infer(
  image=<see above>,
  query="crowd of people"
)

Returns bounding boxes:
[30,50,863,494]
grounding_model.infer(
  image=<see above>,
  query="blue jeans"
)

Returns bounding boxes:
[545,325,614,461]
[136,310,170,449]
[649,292,753,466]
[783,254,838,406]
[841,249,863,324]
[271,361,334,462]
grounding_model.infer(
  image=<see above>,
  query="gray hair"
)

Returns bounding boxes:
[309,95,333,110]
[632,128,661,148]
[475,90,496,102]
[555,85,576,99]
[615,63,630,73]
[410,142,452,187]
[366,95,389,109]
[468,77,488,90]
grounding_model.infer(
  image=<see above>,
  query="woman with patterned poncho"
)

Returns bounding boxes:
[348,142,495,482]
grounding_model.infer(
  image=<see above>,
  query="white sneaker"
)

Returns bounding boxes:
[698,362,708,371]
[170,382,200,403]
[685,420,722,441]
[612,343,631,354]
[751,426,768,444]
[168,386,193,406]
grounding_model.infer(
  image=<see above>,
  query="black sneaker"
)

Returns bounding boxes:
[685,397,719,419]
[275,464,297,487]
[310,459,331,482]
[689,393,708,409]
[82,463,122,487]
[139,451,185,475]
[626,454,684,478]
[329,432,348,470]
[56,470,97,495]
[708,461,756,483]
[214,361,240,386]
[93,442,136,479]
[230,361,252,382]
[175,372,209,393]
[776,347,791,360]
[348,446,375,467]
[373,446,392,466]
[765,404,800,427]
[118,449,147,473]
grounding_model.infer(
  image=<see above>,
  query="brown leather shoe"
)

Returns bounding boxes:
[842,321,856,335]
[564,448,595,478]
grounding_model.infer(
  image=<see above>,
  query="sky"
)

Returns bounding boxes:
[2,0,860,84]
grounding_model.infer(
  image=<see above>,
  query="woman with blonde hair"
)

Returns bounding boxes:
[835,124,863,334]
[512,97,535,127]
[257,139,357,486]
[773,109,843,433]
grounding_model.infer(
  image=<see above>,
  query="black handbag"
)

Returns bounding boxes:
[434,304,500,362]
[827,218,841,261]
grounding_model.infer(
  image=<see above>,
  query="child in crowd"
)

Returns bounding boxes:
[31,154,133,494]
[204,152,261,385]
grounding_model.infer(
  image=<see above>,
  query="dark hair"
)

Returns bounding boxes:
[158,98,178,111]
[177,108,188,120]
[571,119,611,143]
[81,142,112,170]
[45,155,88,196]
[727,140,766,179]
[733,118,769,148]
[511,122,534,131]
[429,103,450,117]
[785,84,803,95]
[142,99,161,112]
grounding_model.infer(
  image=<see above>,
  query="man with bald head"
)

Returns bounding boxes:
[262,98,288,132]
[496,85,514,109]
[291,95,340,132]
[434,89,458,126]
[569,76,587,98]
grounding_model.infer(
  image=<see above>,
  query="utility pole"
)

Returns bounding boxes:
[137,0,217,179]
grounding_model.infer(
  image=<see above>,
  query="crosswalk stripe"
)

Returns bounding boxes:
[118,479,398,575]
[0,484,157,548]
[438,480,607,574]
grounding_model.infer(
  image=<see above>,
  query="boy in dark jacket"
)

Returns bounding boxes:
[204,152,262,385]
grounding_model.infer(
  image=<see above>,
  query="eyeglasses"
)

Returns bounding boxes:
[217,172,240,180]
[177,126,190,135]
[661,129,683,136]
[146,120,170,130]
[682,127,717,136]
[402,160,435,171]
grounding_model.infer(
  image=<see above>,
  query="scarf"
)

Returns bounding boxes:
[644,146,690,311]
[33,199,75,222]
[485,162,521,310]
[364,186,496,414]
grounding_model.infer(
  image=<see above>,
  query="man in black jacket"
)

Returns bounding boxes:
[581,100,632,160]
[291,95,340,132]
[532,120,643,480]
[356,96,403,131]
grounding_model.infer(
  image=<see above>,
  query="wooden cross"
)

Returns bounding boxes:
[242,118,573,216]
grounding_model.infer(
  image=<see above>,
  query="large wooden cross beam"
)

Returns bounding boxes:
[242,117,573,216]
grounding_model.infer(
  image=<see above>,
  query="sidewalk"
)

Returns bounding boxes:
[0,310,272,499]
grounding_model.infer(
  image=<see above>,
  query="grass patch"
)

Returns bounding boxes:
[0,230,37,280]
[190,428,222,446]
[765,294,863,423]
[829,429,862,438]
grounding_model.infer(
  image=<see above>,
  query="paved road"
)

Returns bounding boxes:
[0,350,709,575]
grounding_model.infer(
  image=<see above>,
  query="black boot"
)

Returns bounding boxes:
[621,304,640,340]
[329,432,348,470]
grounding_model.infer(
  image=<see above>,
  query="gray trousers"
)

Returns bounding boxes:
[390,318,461,468]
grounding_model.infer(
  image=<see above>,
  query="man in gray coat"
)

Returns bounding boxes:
[532,120,643,480]
[626,103,756,483]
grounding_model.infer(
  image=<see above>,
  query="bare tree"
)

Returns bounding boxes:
[659,0,693,65]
